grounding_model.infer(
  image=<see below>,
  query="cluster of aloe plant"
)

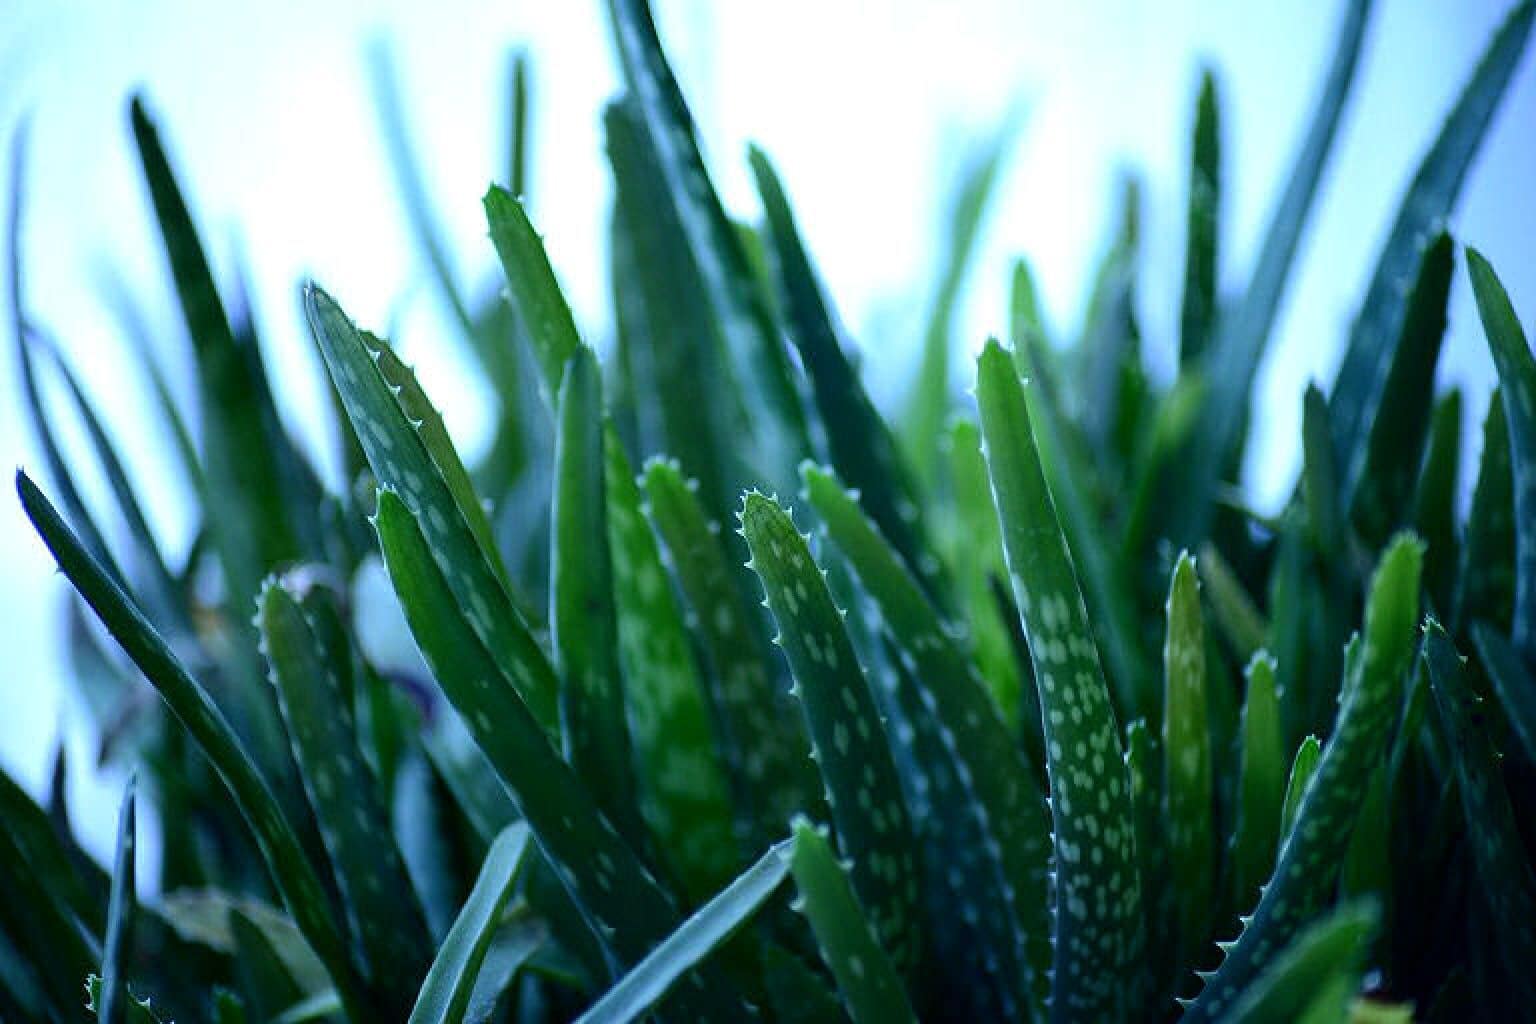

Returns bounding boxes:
[6,0,1536,1019]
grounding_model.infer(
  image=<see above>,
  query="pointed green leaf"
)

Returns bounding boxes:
[1279,734,1322,841]
[1163,552,1214,963]
[408,824,530,1024]
[551,349,637,841]
[1414,389,1462,616]
[1198,542,1268,664]
[606,435,737,902]
[1124,720,1176,1006]
[1186,534,1421,1020]
[788,820,917,1024]
[1426,622,1536,1014]
[974,339,1143,1018]
[1467,247,1536,663]
[484,187,581,404]
[749,147,939,601]
[17,471,367,1019]
[640,457,817,849]
[87,975,166,1024]
[506,51,530,199]
[802,461,1052,1011]
[1180,69,1222,366]
[576,838,793,1024]
[1347,232,1453,547]
[258,579,431,1014]
[98,775,137,1024]
[1455,391,1515,632]
[739,492,924,977]
[305,285,557,733]
[1232,652,1285,911]
[1330,3,1534,457]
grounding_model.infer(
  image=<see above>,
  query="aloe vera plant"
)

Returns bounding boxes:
[6,0,1536,1020]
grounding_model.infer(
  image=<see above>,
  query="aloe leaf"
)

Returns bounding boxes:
[550,348,638,842]
[1163,552,1214,963]
[213,989,248,1024]
[788,819,917,1024]
[1013,338,1152,723]
[98,775,138,1024]
[974,340,1144,1017]
[604,99,750,515]
[130,97,308,602]
[1466,248,1536,663]
[946,419,1026,727]
[1231,652,1285,912]
[1472,623,1536,772]
[1123,720,1177,1006]
[1223,901,1379,1023]
[1279,735,1321,841]
[17,471,368,1018]
[408,824,531,1024]
[604,0,809,488]
[1180,69,1222,366]
[902,110,1021,485]
[1330,4,1534,458]
[801,461,1052,1010]
[576,838,793,1024]
[605,435,738,902]
[484,187,581,405]
[641,457,819,848]
[1426,622,1536,1013]
[258,579,431,1013]
[1301,384,1342,551]
[1186,535,1421,1021]
[273,990,341,1024]
[739,492,925,977]
[373,489,741,1014]
[1414,390,1462,616]
[1347,232,1453,547]
[748,147,939,600]
[1455,391,1515,632]
[87,975,167,1024]
[305,285,558,733]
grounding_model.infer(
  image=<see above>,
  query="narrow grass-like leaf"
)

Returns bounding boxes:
[258,580,431,1015]
[1279,735,1321,840]
[1163,552,1214,964]
[373,490,740,1015]
[946,419,1027,728]
[974,339,1143,1018]
[1231,652,1285,912]
[1180,69,1221,366]
[576,838,793,1024]
[98,775,137,1024]
[640,457,817,849]
[131,97,306,601]
[748,147,938,600]
[17,471,368,1019]
[739,492,924,977]
[1347,232,1453,547]
[1466,248,1536,663]
[550,349,637,841]
[407,824,531,1024]
[1415,390,1462,616]
[1124,720,1177,1006]
[1186,535,1421,1021]
[305,285,558,733]
[802,461,1052,1011]
[604,0,809,487]
[788,819,917,1024]
[1301,384,1342,552]
[1329,4,1535,458]
[506,51,529,198]
[1472,623,1536,774]
[1223,901,1379,1023]
[1426,622,1536,1013]
[1455,391,1515,632]
[484,187,581,405]
[902,110,1020,484]
[605,436,737,902]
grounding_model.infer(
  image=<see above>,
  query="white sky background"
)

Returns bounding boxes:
[0,0,1532,866]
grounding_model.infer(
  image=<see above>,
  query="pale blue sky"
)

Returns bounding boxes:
[2,0,1532,864]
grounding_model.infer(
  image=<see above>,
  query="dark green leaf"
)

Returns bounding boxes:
[1223,901,1378,1023]
[1455,391,1515,632]
[1231,652,1285,913]
[1180,69,1222,366]
[98,775,138,1024]
[1163,552,1214,964]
